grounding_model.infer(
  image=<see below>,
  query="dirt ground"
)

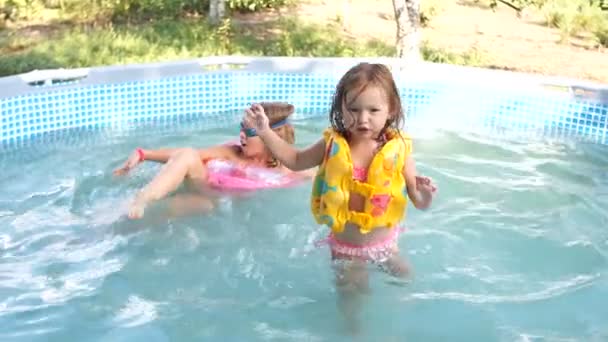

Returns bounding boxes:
[293,0,608,84]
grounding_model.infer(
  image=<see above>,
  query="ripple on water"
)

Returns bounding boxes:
[401,273,599,304]
[253,322,324,342]
[113,295,164,328]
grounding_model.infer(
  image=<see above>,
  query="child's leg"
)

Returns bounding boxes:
[166,193,215,218]
[129,148,208,219]
[333,258,369,336]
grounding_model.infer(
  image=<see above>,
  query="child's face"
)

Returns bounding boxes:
[342,85,392,140]
[239,131,267,158]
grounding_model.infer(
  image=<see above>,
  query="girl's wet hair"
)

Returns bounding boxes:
[259,102,295,167]
[260,102,295,125]
[329,63,405,140]
[260,102,295,144]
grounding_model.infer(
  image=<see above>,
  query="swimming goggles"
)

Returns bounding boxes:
[240,118,289,137]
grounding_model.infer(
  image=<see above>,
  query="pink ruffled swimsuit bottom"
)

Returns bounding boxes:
[315,226,405,263]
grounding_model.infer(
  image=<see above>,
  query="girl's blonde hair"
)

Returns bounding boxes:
[259,102,296,167]
[261,102,295,144]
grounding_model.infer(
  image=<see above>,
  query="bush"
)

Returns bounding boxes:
[421,41,486,66]
[540,0,607,42]
[0,0,291,24]
[594,22,608,47]
[57,0,209,22]
[227,0,292,12]
[420,0,445,27]
[1,0,44,21]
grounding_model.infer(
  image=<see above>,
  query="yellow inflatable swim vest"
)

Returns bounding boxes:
[310,128,412,234]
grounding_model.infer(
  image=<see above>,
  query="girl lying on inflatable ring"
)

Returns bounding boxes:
[113,102,314,219]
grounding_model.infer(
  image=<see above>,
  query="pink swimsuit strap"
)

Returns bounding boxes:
[353,166,368,181]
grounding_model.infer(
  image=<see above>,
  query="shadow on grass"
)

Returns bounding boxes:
[0,51,64,76]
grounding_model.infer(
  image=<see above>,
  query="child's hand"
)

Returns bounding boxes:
[416,176,437,195]
[243,103,270,132]
[113,149,143,176]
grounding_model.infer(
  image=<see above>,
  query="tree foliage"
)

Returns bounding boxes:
[488,0,606,13]
[486,0,548,13]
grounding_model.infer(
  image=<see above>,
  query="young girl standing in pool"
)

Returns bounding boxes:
[242,62,436,333]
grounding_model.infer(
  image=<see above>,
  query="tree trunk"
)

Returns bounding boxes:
[392,0,421,62]
[208,0,226,26]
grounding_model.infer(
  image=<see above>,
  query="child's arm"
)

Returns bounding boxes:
[246,104,325,171]
[260,132,326,171]
[113,146,232,176]
[403,155,435,210]
[113,148,174,176]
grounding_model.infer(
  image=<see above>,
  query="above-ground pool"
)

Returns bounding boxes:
[1,57,608,341]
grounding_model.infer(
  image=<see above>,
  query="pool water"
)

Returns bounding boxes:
[1,117,607,341]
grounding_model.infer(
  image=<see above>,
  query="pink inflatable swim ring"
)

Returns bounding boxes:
[206,159,301,191]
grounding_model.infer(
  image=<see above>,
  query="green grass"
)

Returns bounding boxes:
[0,17,399,76]
[421,41,487,66]
[0,14,490,77]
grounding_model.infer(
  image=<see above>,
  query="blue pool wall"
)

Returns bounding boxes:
[0,56,607,148]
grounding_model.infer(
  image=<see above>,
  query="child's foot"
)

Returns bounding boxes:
[344,315,362,338]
